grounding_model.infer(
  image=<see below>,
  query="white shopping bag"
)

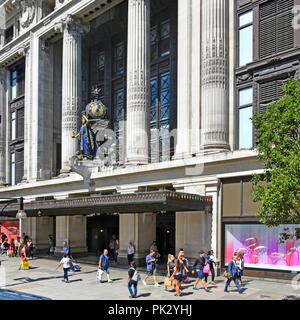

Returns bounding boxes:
[97,268,104,281]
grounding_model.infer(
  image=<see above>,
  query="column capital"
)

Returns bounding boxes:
[54,14,90,34]
[17,42,30,57]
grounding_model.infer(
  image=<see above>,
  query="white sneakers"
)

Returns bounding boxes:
[142,280,160,287]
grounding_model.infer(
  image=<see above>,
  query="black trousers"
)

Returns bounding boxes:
[127,254,134,265]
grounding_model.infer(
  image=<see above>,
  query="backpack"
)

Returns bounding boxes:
[131,268,141,282]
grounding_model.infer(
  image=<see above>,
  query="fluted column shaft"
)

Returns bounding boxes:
[0,68,7,185]
[126,0,150,164]
[60,17,83,173]
[201,0,230,151]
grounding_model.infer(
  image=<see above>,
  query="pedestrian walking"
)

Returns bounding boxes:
[170,258,183,297]
[26,238,34,260]
[99,249,112,283]
[48,236,55,255]
[224,255,243,294]
[109,238,115,260]
[56,253,71,283]
[178,250,189,280]
[14,237,20,257]
[18,253,29,270]
[237,251,245,286]
[1,232,7,243]
[7,239,15,257]
[180,250,189,282]
[127,261,140,298]
[206,250,216,285]
[114,239,119,263]
[62,241,71,258]
[164,254,175,291]
[143,250,160,286]
[192,250,209,292]
[127,242,135,266]
[20,239,26,258]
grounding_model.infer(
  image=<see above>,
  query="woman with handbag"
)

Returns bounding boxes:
[192,250,209,292]
[164,254,175,291]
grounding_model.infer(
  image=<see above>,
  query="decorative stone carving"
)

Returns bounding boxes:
[19,0,36,29]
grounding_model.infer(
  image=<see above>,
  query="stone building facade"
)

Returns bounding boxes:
[0,0,299,278]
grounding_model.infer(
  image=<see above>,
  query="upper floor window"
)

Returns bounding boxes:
[238,10,253,66]
[151,20,171,60]
[259,0,294,59]
[5,26,13,45]
[238,87,253,149]
[113,42,125,76]
[11,70,17,100]
[10,65,25,101]
[97,51,105,82]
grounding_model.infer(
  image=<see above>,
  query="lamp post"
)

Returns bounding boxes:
[16,197,27,238]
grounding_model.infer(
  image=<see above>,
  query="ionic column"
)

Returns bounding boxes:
[58,16,87,174]
[126,0,150,165]
[201,0,230,152]
[0,67,7,185]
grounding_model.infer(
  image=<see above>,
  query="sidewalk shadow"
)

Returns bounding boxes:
[69,279,83,283]
[181,285,194,291]
[181,292,193,297]
[282,295,300,300]
[137,293,151,298]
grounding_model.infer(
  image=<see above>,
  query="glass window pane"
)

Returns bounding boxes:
[239,10,253,27]
[239,87,253,106]
[11,112,16,141]
[11,153,15,186]
[239,25,253,66]
[239,106,253,149]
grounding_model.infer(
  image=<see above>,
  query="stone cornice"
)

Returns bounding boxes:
[0,0,124,65]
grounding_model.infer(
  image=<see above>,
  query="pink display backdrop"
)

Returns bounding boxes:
[225,224,300,271]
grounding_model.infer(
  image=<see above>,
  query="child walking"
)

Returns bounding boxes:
[56,253,71,283]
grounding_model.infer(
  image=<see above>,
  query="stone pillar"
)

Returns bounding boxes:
[174,0,192,159]
[57,15,87,174]
[55,215,88,256]
[22,216,54,253]
[206,181,220,275]
[126,0,150,165]
[37,40,54,180]
[175,211,211,260]
[201,0,230,152]
[0,67,7,185]
[20,42,32,182]
[118,213,156,266]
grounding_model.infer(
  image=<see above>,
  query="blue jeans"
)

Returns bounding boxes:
[225,275,242,292]
[63,268,69,281]
[128,280,137,297]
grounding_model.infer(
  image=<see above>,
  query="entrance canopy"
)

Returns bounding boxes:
[0,191,212,217]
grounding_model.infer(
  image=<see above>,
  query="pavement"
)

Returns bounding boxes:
[0,255,299,300]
